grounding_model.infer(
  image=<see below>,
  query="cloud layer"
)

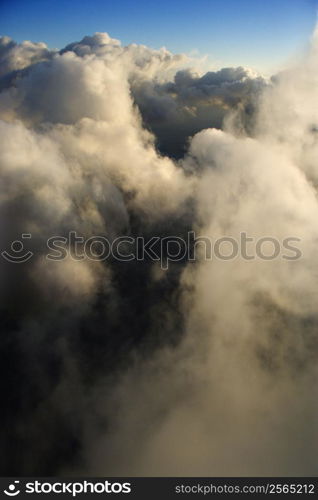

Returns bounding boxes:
[0,30,318,475]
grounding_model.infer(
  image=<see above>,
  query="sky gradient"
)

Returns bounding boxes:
[0,0,317,72]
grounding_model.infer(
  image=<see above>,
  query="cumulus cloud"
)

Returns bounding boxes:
[0,36,54,77]
[0,32,193,474]
[132,66,266,157]
[1,29,318,476]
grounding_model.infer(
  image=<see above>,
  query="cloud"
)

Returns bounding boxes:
[0,36,54,77]
[0,33,193,474]
[0,30,318,476]
[132,66,266,157]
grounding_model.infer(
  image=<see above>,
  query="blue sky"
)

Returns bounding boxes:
[0,0,317,72]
